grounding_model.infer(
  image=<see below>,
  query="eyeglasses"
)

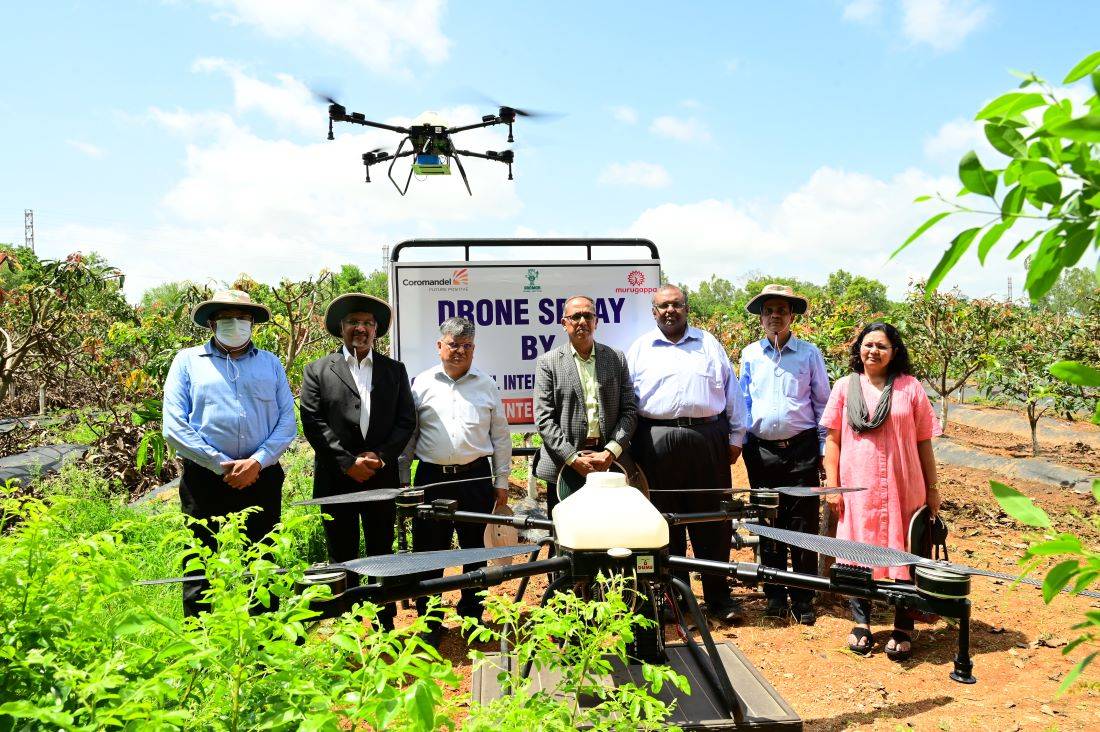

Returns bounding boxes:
[441,341,474,352]
[343,319,377,329]
[860,343,894,352]
[564,312,597,323]
[653,301,686,311]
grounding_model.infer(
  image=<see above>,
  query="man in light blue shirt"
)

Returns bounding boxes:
[739,283,830,625]
[162,289,297,616]
[627,284,749,623]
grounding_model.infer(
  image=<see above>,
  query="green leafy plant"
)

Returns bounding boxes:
[991,479,1099,694]
[462,574,689,731]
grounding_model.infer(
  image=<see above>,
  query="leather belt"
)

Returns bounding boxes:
[641,414,720,427]
[581,436,601,448]
[750,427,817,450]
[423,455,489,475]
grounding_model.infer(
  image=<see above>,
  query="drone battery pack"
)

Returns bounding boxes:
[412,154,451,175]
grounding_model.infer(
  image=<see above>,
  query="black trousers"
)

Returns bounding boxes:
[321,478,397,629]
[632,418,733,609]
[412,457,495,618]
[743,428,821,605]
[851,592,915,631]
[179,460,283,617]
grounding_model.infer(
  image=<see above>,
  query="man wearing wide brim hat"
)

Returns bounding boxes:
[737,283,829,626]
[163,289,297,616]
[299,292,415,630]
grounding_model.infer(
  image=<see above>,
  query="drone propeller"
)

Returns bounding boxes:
[741,523,1100,599]
[293,474,507,507]
[138,544,536,586]
[647,486,866,497]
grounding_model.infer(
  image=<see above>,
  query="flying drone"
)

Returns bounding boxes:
[320,94,550,196]
[142,473,1098,730]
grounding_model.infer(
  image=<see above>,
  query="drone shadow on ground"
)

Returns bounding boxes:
[805,694,955,731]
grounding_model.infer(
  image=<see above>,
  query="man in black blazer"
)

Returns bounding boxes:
[300,293,415,629]
[533,295,638,516]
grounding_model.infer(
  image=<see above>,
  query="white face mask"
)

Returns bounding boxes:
[215,318,252,349]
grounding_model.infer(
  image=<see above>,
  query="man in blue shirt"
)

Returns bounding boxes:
[162,289,297,616]
[627,284,749,623]
[739,284,831,625]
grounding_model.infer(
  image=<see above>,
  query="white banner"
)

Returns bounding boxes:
[391,259,662,428]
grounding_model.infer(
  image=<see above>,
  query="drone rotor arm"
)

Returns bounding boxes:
[447,117,503,135]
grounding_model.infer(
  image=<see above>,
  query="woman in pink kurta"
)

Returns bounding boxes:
[821,322,940,660]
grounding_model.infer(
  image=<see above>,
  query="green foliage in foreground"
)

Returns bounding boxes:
[1,469,684,730]
[463,576,689,732]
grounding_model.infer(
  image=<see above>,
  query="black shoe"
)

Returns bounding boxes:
[764,598,789,619]
[791,602,816,626]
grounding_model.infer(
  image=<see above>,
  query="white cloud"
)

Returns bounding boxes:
[724,59,740,75]
[193,57,318,134]
[649,115,712,143]
[66,140,106,158]
[193,0,450,75]
[610,106,638,124]
[679,99,701,109]
[923,117,986,165]
[598,162,670,189]
[620,165,1025,300]
[843,0,882,24]
[901,0,990,52]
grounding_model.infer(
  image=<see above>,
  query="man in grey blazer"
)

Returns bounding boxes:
[534,295,638,516]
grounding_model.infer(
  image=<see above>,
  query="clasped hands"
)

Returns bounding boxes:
[220,458,261,489]
[570,449,615,475]
[345,451,384,483]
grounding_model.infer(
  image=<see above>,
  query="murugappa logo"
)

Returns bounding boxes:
[616,269,658,295]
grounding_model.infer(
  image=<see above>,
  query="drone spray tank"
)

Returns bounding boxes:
[553,471,669,551]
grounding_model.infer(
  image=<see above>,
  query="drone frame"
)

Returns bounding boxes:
[327,102,517,196]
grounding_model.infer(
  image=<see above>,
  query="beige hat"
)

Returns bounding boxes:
[324,293,392,338]
[191,289,272,328]
[745,283,808,315]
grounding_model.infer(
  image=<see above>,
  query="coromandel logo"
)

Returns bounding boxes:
[523,267,541,292]
[452,268,469,285]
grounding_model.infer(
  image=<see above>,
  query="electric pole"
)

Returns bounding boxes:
[24,209,34,252]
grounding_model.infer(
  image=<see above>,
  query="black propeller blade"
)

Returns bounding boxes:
[138,544,536,586]
[294,474,506,507]
[648,486,866,497]
[741,523,1100,599]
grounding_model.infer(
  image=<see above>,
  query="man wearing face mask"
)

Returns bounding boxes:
[738,284,830,625]
[162,289,298,617]
[300,293,415,631]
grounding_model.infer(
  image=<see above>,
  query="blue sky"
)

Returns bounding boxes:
[2,1,1097,300]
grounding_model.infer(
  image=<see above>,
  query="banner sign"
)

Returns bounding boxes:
[391,260,662,429]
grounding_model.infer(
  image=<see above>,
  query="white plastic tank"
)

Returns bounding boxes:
[553,471,670,550]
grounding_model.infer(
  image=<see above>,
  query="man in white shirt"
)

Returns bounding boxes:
[400,316,511,636]
[627,284,749,623]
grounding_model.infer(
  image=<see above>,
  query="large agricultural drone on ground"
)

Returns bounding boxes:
[320,94,551,196]
[142,473,1098,730]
